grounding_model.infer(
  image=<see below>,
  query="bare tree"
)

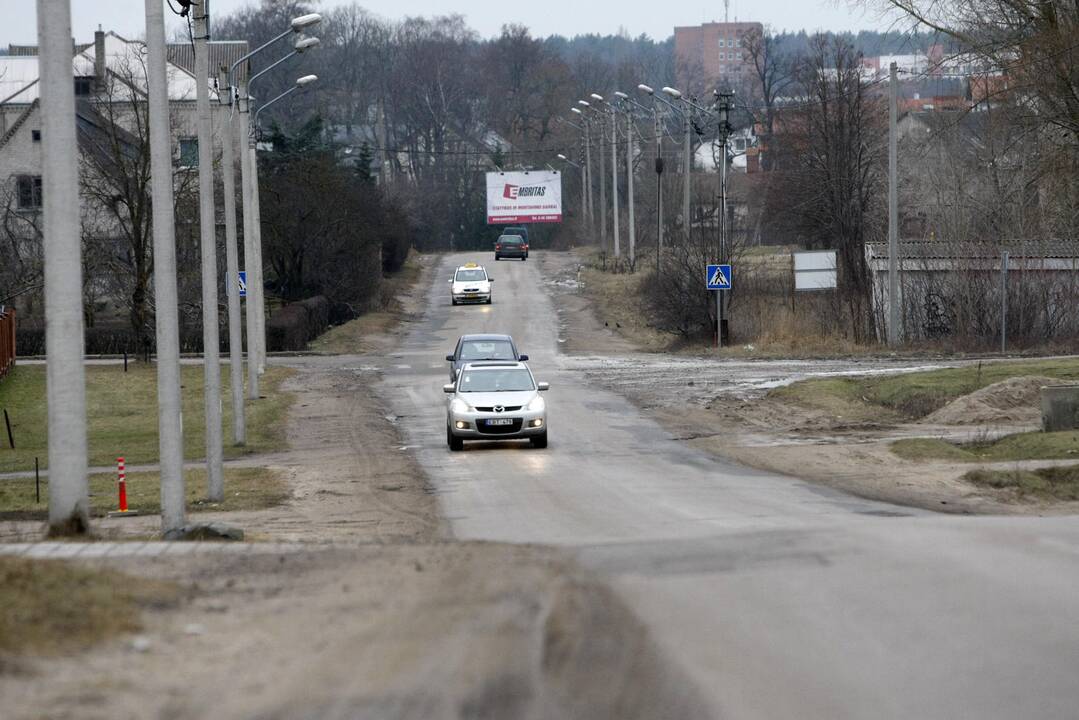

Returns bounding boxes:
[75,51,198,353]
[766,35,886,341]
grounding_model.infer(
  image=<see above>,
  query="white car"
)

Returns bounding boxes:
[444,361,549,450]
[449,263,493,305]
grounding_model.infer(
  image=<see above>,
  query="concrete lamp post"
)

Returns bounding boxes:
[591,93,620,258]
[223,12,322,403]
[569,107,594,232]
[578,100,607,248]
[662,87,693,237]
[638,84,666,258]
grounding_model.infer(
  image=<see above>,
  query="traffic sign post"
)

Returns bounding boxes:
[238,271,247,298]
[706,265,732,348]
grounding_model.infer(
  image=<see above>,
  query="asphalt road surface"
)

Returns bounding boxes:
[379,252,1079,719]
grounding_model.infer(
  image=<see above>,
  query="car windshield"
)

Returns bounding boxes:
[459,368,534,393]
[459,340,515,361]
[499,236,522,245]
[455,269,487,282]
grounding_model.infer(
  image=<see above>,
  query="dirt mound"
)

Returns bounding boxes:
[924,375,1055,426]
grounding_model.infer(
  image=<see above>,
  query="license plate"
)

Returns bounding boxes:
[486,418,513,426]
[466,293,478,297]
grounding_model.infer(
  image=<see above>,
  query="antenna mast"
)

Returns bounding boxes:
[724,0,730,23]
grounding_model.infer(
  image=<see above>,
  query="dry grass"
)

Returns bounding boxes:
[578,251,677,352]
[309,253,425,355]
[775,358,1079,423]
[965,465,1079,501]
[892,431,1079,463]
[0,557,179,660]
[0,467,288,521]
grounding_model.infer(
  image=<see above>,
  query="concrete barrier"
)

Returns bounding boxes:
[1041,385,1079,432]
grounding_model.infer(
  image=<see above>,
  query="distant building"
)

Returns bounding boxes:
[674,21,763,88]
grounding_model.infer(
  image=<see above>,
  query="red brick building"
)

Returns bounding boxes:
[674,21,763,88]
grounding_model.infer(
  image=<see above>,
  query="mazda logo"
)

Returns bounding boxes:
[494,405,505,413]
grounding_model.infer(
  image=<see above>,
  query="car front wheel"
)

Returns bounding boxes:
[448,427,464,451]
[530,431,547,449]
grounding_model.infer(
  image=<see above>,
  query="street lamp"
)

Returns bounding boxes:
[223,13,323,402]
[248,36,321,87]
[662,86,692,237]
[639,84,668,261]
[580,99,607,248]
[557,153,587,230]
[591,92,620,258]
[614,91,640,267]
[568,108,595,230]
[254,74,319,130]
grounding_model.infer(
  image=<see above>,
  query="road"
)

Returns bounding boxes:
[379,252,1079,719]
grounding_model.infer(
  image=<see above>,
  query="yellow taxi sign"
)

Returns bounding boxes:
[464,262,479,268]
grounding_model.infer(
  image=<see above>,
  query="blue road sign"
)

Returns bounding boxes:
[706,264,732,291]
[238,271,247,298]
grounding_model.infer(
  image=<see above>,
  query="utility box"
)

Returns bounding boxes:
[1041,385,1079,432]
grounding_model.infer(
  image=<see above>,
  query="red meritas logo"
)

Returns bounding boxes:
[503,184,546,200]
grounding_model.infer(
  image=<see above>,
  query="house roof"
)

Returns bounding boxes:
[168,41,249,83]
[866,240,1079,260]
[0,32,213,105]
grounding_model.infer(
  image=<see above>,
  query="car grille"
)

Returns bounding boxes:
[475,406,522,412]
[477,419,523,435]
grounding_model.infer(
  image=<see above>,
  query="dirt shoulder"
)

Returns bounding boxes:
[1,251,710,719]
[1,543,708,720]
[543,249,1079,515]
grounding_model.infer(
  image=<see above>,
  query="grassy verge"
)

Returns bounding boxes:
[892,431,1079,463]
[0,364,294,473]
[579,254,676,352]
[965,464,1079,501]
[0,557,178,660]
[0,467,288,521]
[772,358,1079,421]
[309,253,424,354]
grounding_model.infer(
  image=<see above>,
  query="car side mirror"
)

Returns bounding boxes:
[518,354,529,362]
[488,277,494,282]
[448,278,453,283]
[445,354,455,362]
[443,384,456,393]
[537,382,549,392]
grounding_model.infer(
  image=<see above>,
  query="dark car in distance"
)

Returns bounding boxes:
[445,333,528,381]
[495,234,528,260]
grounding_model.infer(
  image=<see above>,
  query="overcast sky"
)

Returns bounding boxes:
[5,1,899,47]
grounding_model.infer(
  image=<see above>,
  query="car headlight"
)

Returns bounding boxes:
[451,398,472,413]
[527,395,545,412]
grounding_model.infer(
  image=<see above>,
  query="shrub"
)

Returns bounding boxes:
[266,295,330,351]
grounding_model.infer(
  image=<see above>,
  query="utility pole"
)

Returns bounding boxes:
[598,113,607,250]
[611,109,620,257]
[237,80,259,400]
[584,121,594,233]
[193,2,224,502]
[37,0,90,535]
[655,104,664,256]
[715,90,734,349]
[145,0,186,536]
[887,61,900,347]
[248,138,266,375]
[626,103,636,267]
[218,68,246,446]
[683,99,692,239]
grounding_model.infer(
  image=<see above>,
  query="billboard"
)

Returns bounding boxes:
[486,170,562,224]
[793,250,838,291]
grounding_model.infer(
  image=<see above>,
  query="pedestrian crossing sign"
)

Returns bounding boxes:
[706,264,732,290]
